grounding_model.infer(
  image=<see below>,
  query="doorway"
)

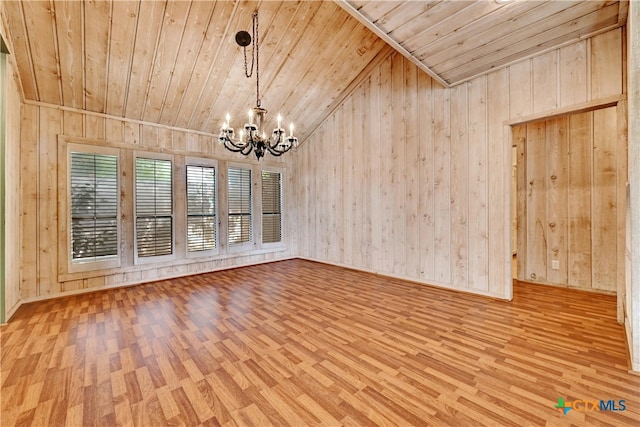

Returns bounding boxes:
[512,106,625,293]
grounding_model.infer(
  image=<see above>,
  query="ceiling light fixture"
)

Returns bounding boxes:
[219,11,297,160]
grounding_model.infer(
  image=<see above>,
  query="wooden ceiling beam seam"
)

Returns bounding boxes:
[335,0,449,88]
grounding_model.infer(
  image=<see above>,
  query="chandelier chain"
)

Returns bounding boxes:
[256,10,260,107]
[242,11,260,108]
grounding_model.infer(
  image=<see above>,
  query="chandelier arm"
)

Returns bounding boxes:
[241,142,254,156]
[223,142,249,153]
[265,146,285,156]
[221,136,251,151]
[267,132,282,149]
[224,143,250,153]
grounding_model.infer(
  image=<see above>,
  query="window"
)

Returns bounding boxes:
[228,167,252,245]
[261,170,282,244]
[70,151,119,264]
[186,164,217,253]
[135,157,173,258]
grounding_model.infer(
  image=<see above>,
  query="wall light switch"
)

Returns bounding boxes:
[551,260,560,270]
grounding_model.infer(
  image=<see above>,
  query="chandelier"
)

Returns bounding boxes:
[218,11,298,160]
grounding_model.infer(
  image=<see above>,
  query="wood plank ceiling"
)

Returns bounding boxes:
[1,1,629,141]
[0,0,388,141]
[340,0,628,86]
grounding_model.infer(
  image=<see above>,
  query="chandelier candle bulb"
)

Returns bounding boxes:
[289,123,294,137]
[277,114,282,129]
[248,109,254,124]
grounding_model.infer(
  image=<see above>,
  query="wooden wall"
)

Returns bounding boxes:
[1,25,22,320]
[295,28,625,299]
[514,107,626,292]
[626,0,639,371]
[18,105,295,300]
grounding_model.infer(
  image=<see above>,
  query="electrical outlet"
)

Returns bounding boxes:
[551,260,560,270]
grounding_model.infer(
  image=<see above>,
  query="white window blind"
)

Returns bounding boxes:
[187,165,216,252]
[70,152,118,262]
[135,158,173,257]
[261,171,282,244]
[228,167,252,244]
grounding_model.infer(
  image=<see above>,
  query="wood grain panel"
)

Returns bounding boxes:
[1,0,38,99]
[591,28,623,99]
[379,56,394,274]
[157,1,216,125]
[568,112,593,288]
[367,68,382,270]
[20,0,60,104]
[84,115,105,140]
[559,41,588,107]
[417,69,434,280]
[592,107,618,291]
[391,53,406,276]
[532,51,559,113]
[82,0,110,112]
[508,59,532,119]
[486,68,509,295]
[1,260,639,426]
[432,84,451,284]
[142,1,193,124]
[53,1,83,109]
[449,83,468,288]
[467,76,488,292]
[525,121,547,282]
[544,116,568,285]
[403,60,419,277]
[105,0,138,117]
[359,76,372,269]
[341,97,353,267]
[37,107,62,296]
[124,0,166,120]
[20,104,39,298]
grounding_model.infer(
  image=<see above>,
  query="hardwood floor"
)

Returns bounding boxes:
[1,259,638,426]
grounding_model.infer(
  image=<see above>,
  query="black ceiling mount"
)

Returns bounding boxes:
[235,31,251,47]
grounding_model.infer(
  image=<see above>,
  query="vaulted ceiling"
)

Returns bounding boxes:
[0,1,629,143]
[340,0,628,86]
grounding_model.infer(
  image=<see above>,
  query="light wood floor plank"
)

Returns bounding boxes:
[2,259,638,426]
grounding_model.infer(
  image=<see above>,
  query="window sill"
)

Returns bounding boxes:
[58,245,289,283]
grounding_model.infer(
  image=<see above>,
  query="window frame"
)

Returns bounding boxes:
[226,163,255,253]
[66,143,121,273]
[260,167,285,248]
[133,151,176,265]
[185,157,219,258]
